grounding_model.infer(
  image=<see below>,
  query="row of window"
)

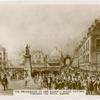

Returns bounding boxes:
[78,38,100,57]
[32,55,44,59]
[79,38,100,54]
[79,54,89,63]
[79,40,89,56]
[32,58,60,64]
[83,54,89,63]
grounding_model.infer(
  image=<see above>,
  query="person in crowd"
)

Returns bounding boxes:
[93,78,98,95]
[47,77,51,90]
[2,74,8,91]
[24,75,29,87]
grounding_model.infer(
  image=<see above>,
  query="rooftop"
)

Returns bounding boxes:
[76,18,100,51]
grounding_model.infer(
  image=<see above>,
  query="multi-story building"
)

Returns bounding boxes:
[31,50,45,68]
[0,46,8,70]
[74,19,100,71]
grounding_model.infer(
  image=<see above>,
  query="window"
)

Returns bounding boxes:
[79,57,82,64]
[39,55,41,58]
[86,54,89,62]
[83,55,85,63]
[86,43,87,51]
[83,46,85,54]
[37,60,41,63]
[86,41,89,51]
[87,40,89,50]
[96,39,100,50]
[96,53,100,63]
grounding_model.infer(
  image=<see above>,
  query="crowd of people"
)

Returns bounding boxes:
[32,67,100,95]
[10,71,24,80]
[0,66,100,95]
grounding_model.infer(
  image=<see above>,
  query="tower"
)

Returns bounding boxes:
[24,44,32,78]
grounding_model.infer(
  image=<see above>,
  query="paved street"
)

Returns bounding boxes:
[0,79,41,95]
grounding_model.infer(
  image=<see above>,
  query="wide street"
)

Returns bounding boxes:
[0,78,41,95]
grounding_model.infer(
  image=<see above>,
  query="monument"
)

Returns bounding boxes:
[24,44,32,79]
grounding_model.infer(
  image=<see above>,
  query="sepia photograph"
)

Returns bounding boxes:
[0,3,100,97]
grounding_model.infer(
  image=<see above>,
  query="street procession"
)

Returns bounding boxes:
[0,5,100,96]
[0,38,100,95]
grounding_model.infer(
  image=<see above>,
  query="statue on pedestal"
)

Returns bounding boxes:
[26,45,30,55]
[25,45,31,59]
[24,44,32,78]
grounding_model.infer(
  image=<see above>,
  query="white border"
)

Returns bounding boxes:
[0,0,100,4]
[0,0,100,100]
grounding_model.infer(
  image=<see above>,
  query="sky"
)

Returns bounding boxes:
[0,5,100,63]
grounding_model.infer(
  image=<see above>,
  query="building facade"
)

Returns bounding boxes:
[47,47,62,67]
[31,50,45,68]
[74,19,100,71]
[0,46,8,70]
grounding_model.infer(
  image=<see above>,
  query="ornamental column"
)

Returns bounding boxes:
[24,44,32,78]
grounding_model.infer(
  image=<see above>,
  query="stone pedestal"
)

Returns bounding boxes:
[24,45,34,88]
[24,55,32,78]
[24,45,32,76]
